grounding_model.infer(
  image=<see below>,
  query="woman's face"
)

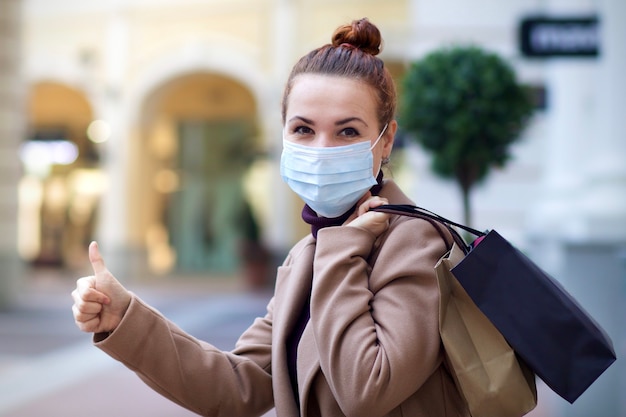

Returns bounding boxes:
[283,74,396,175]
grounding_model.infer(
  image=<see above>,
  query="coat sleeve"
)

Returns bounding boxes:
[94,295,275,417]
[311,217,447,417]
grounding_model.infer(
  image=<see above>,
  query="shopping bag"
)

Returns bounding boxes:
[372,204,617,404]
[451,230,617,403]
[437,243,537,417]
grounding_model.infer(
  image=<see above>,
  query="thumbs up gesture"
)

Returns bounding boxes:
[71,241,132,334]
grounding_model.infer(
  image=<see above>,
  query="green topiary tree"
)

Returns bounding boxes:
[399,45,534,228]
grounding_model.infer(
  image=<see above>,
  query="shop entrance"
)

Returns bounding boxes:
[170,119,256,273]
[138,72,265,278]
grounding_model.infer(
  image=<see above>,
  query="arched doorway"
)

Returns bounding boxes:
[19,81,103,268]
[137,72,267,280]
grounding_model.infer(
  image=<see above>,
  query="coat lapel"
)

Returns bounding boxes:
[297,322,322,414]
[272,237,317,416]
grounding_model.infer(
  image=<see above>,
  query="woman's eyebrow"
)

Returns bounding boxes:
[287,116,368,127]
[336,117,368,127]
[288,116,314,125]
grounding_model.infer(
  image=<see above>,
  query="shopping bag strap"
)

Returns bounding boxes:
[371,204,487,253]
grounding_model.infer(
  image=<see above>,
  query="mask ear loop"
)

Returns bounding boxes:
[369,123,389,150]
[371,123,389,174]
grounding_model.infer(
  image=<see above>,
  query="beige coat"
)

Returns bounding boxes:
[95,180,469,417]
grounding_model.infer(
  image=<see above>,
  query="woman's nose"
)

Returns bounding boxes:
[311,134,335,148]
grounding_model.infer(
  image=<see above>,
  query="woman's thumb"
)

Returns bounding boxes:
[89,241,107,275]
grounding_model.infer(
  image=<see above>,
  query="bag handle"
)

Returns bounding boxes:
[370,204,487,253]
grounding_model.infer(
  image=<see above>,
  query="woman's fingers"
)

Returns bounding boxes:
[72,276,112,333]
[72,290,104,315]
[75,276,111,305]
[345,195,390,236]
[72,304,102,333]
[357,195,388,215]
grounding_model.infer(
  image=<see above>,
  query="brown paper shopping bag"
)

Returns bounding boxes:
[437,243,537,417]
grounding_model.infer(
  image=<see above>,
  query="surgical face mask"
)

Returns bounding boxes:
[280,124,388,218]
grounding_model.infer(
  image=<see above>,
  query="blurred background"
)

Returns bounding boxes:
[0,0,624,416]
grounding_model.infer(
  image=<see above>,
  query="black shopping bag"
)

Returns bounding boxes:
[451,229,616,403]
[372,205,617,404]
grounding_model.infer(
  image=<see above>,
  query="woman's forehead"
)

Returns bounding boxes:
[286,74,378,121]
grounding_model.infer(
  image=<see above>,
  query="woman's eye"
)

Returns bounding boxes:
[340,127,360,137]
[293,126,314,135]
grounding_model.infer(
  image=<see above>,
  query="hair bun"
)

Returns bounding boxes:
[331,18,382,56]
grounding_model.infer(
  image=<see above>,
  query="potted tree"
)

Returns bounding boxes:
[399,45,534,227]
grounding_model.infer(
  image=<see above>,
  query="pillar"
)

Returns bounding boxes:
[93,9,135,277]
[265,0,299,257]
[566,0,626,415]
[0,0,24,309]
[580,0,626,240]
[526,0,626,415]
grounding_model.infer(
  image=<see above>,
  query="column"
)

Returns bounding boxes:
[580,0,626,240]
[526,0,626,416]
[564,0,626,415]
[265,0,298,258]
[93,9,134,276]
[0,0,24,308]
[525,0,597,242]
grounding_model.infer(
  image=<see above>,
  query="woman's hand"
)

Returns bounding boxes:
[345,192,390,237]
[71,241,132,334]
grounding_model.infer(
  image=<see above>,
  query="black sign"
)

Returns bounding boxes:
[519,16,600,58]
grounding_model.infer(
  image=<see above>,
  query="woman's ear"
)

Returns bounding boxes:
[382,120,398,158]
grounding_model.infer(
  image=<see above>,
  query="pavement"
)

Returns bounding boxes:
[0,265,277,417]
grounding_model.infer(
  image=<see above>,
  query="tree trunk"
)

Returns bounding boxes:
[456,165,476,228]
[461,186,475,243]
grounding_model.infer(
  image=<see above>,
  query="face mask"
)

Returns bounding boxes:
[280,124,388,218]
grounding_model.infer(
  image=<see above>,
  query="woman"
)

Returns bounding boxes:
[72,18,469,417]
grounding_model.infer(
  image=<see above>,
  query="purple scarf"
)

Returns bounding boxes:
[301,171,384,238]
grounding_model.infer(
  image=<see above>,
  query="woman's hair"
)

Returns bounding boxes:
[281,18,397,128]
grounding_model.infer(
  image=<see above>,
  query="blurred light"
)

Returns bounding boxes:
[153,169,179,193]
[149,120,178,159]
[146,223,176,274]
[242,158,271,230]
[87,120,111,143]
[66,169,105,228]
[19,140,79,176]
[17,176,44,261]
[44,176,68,210]
[68,168,108,197]
[69,197,95,226]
